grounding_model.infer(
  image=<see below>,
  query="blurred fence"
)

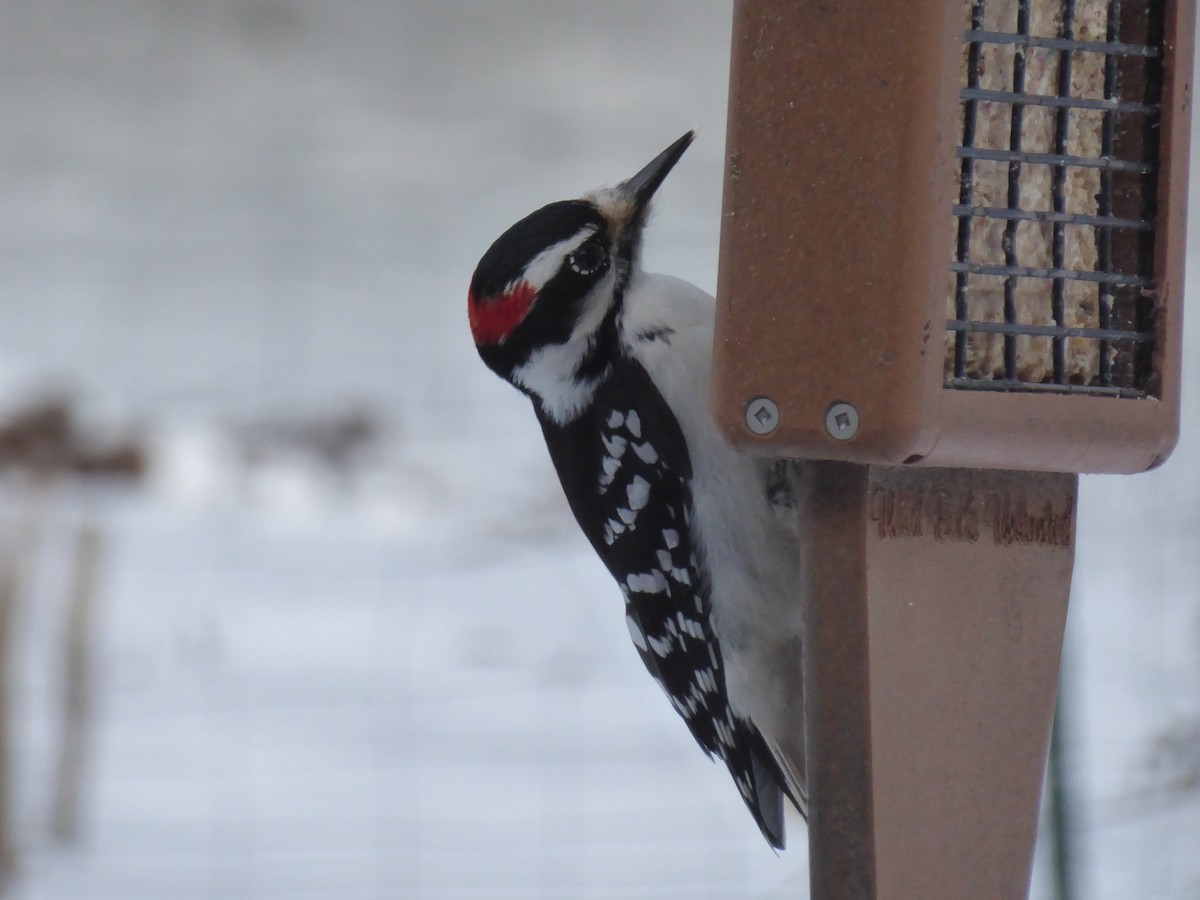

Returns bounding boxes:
[0,3,1198,898]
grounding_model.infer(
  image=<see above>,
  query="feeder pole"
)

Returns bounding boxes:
[713,0,1193,897]
[797,463,1074,898]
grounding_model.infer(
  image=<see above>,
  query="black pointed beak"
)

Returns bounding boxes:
[619,130,695,211]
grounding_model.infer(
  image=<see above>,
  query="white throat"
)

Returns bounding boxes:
[513,338,610,426]
[512,268,620,426]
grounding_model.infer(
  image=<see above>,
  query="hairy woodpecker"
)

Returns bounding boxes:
[467,132,806,848]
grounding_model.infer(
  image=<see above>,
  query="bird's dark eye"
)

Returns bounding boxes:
[567,239,608,277]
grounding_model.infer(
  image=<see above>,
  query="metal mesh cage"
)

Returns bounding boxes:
[948,0,1165,398]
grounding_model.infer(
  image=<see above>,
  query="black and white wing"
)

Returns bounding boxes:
[536,359,795,848]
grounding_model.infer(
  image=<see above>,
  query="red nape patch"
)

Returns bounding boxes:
[468,281,537,345]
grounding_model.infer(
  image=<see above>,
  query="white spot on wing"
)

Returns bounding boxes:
[627,571,669,594]
[632,442,658,464]
[663,529,680,549]
[617,507,636,525]
[648,634,672,657]
[607,410,624,429]
[626,475,651,511]
[625,410,642,438]
[602,434,628,458]
[626,615,648,651]
[676,613,704,639]
[598,454,620,493]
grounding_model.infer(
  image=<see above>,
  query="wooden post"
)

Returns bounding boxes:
[798,464,1075,898]
[712,1,1191,892]
[0,545,18,886]
[51,525,103,845]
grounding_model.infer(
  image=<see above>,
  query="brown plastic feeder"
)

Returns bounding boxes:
[713,1,1193,896]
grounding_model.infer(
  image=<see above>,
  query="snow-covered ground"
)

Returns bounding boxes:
[1,3,1198,898]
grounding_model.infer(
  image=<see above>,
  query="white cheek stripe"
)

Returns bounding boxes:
[569,269,617,343]
[508,226,598,295]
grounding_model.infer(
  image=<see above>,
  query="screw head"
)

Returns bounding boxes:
[825,402,860,441]
[745,397,779,435]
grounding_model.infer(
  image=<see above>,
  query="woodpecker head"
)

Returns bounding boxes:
[468,132,694,418]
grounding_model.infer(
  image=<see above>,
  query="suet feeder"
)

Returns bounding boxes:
[713,0,1193,896]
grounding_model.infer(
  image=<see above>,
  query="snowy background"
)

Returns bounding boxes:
[1,2,1198,898]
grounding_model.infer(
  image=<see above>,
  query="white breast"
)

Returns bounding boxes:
[619,272,805,760]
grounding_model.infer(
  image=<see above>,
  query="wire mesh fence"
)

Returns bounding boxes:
[0,2,1198,898]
